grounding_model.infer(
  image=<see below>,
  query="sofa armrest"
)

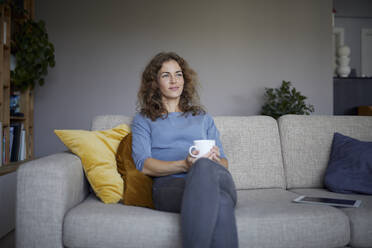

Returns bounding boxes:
[16,152,89,248]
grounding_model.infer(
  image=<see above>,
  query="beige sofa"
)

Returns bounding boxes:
[16,115,372,248]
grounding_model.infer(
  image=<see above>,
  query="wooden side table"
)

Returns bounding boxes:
[358,106,372,116]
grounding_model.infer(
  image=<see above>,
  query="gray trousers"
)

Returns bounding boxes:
[152,158,238,248]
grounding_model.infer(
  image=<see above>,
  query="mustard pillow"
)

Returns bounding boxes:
[54,124,130,204]
[116,133,154,208]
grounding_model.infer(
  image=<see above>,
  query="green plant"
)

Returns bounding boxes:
[261,81,314,119]
[11,19,55,91]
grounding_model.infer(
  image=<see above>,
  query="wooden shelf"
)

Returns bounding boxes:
[0,163,20,176]
[10,116,26,121]
[0,164,19,176]
[0,2,34,166]
[0,159,32,176]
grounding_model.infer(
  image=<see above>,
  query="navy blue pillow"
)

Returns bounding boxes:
[324,132,372,195]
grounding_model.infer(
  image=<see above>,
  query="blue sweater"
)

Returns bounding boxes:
[131,112,226,178]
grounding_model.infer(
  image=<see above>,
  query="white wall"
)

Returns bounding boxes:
[35,0,333,157]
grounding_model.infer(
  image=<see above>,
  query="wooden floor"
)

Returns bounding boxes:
[0,230,15,248]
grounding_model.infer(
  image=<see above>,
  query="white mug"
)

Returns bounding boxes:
[188,140,215,158]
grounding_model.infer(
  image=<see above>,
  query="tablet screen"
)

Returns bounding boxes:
[302,197,356,206]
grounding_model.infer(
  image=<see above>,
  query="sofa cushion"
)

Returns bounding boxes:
[92,115,286,190]
[325,132,372,194]
[116,133,154,208]
[54,124,130,204]
[209,116,285,190]
[291,188,372,248]
[64,194,182,248]
[278,115,372,189]
[236,189,350,248]
[65,189,349,248]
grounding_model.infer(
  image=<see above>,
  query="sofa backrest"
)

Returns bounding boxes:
[91,115,133,131]
[92,115,285,190]
[278,115,372,189]
[214,116,285,190]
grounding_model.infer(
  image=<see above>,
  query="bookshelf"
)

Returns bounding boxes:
[0,4,11,165]
[0,1,34,168]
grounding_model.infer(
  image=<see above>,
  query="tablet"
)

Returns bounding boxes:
[293,195,361,208]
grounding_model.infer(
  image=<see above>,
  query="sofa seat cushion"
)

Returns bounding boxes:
[63,194,182,248]
[291,188,372,248]
[236,189,350,248]
[64,191,350,248]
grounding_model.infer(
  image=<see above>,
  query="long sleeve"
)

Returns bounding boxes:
[131,114,152,171]
[205,114,227,159]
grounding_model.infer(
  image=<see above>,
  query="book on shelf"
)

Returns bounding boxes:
[3,21,6,45]
[10,122,26,162]
[2,125,5,165]
[9,126,14,161]
[10,123,20,162]
[19,129,26,161]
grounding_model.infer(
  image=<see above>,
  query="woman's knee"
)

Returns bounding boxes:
[190,159,237,203]
[191,158,233,184]
[192,158,226,173]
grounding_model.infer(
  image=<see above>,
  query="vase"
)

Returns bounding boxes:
[337,45,351,77]
[337,65,351,77]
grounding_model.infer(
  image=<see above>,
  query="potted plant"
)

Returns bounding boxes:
[11,18,55,91]
[261,81,314,119]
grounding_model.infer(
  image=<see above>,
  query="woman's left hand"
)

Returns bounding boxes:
[203,146,221,163]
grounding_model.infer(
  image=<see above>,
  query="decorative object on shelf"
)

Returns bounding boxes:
[11,18,55,91]
[332,8,336,27]
[361,28,372,78]
[10,93,21,116]
[333,27,344,77]
[337,45,351,77]
[261,81,315,119]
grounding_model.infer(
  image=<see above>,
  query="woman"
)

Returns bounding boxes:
[132,52,238,248]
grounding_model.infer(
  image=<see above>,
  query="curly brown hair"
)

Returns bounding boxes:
[137,52,205,121]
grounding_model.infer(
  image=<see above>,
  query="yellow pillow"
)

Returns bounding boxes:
[116,133,154,208]
[54,124,130,204]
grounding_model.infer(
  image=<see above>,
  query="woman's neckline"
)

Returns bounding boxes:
[165,112,182,116]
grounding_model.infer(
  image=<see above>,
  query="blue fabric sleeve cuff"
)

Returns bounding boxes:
[135,156,151,172]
